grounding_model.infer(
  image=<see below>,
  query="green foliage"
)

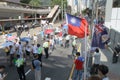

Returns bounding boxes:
[29,0,41,7]
[20,0,31,4]
[51,0,67,6]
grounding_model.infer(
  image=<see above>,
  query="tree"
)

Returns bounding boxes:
[51,0,67,6]
[20,0,31,4]
[29,0,41,7]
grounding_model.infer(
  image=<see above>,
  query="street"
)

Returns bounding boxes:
[0,27,73,80]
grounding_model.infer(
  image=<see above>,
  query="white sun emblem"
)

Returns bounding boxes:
[71,18,76,24]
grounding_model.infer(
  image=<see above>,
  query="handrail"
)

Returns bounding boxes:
[0,17,47,22]
[47,5,59,18]
[51,8,61,23]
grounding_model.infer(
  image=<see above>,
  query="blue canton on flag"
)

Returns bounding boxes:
[67,14,81,27]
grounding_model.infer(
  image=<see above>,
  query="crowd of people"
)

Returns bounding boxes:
[0,22,110,80]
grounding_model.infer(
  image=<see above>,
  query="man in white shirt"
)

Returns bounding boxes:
[33,34,38,44]
[32,44,38,55]
[9,45,15,66]
[65,35,70,48]
[18,42,24,58]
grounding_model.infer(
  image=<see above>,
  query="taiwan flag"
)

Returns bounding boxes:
[66,13,89,38]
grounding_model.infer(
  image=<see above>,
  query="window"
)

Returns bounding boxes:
[113,0,120,7]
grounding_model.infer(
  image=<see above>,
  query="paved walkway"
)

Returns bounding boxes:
[100,48,120,80]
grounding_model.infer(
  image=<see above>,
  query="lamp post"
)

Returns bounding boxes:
[61,0,64,21]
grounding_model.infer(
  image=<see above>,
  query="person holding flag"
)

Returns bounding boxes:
[66,13,89,80]
[73,52,84,80]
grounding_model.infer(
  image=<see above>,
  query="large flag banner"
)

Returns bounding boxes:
[66,13,89,38]
[91,24,110,49]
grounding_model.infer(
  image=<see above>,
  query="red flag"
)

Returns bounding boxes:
[66,13,89,38]
[44,29,53,34]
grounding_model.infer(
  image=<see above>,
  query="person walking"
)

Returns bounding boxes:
[43,40,49,58]
[4,46,10,63]
[15,55,26,80]
[72,38,77,56]
[32,44,38,56]
[73,52,84,80]
[31,54,41,80]
[24,41,31,59]
[90,48,101,75]
[33,34,38,44]
[37,44,43,62]
[65,35,70,48]
[18,42,24,58]
[9,45,15,66]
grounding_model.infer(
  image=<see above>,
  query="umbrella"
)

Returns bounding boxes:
[7,33,12,37]
[44,29,53,34]
[7,36,16,41]
[2,41,14,47]
[20,37,31,42]
[62,24,68,30]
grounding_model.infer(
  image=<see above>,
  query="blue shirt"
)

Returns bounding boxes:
[33,60,41,70]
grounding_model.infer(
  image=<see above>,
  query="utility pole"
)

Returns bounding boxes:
[61,0,64,21]
[95,0,99,23]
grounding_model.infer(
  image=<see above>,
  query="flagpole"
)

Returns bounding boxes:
[84,23,88,80]
[65,13,68,25]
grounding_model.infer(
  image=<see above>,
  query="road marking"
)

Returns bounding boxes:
[25,69,31,75]
[68,64,75,80]
[45,77,51,80]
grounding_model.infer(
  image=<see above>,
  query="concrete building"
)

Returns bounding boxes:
[4,0,20,3]
[67,0,86,14]
[104,0,120,48]
[105,0,120,32]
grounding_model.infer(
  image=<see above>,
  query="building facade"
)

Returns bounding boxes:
[5,0,20,3]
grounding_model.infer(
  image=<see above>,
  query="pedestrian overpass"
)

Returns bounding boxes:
[0,0,61,23]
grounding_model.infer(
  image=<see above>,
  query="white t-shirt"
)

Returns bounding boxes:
[102,77,109,80]
[18,44,23,54]
[33,36,37,41]
[93,52,101,64]
[26,46,31,52]
[10,47,15,54]
[32,46,38,54]
[66,35,70,40]
[27,33,31,38]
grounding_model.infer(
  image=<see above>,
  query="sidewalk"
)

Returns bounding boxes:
[100,48,120,80]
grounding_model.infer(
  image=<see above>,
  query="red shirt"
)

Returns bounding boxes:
[74,59,84,70]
